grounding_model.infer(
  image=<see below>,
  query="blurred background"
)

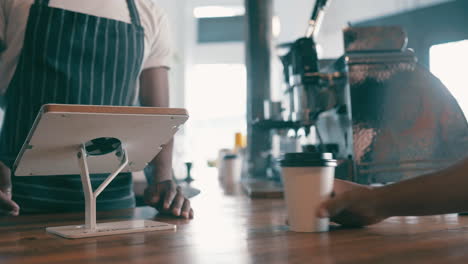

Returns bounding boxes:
[153,0,467,178]
[2,0,465,190]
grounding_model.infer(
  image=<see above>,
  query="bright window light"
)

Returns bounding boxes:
[188,64,246,119]
[185,64,247,165]
[272,15,281,38]
[193,6,245,18]
[430,40,468,120]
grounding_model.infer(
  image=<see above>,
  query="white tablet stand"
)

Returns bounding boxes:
[13,104,189,239]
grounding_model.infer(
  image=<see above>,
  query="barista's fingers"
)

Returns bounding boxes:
[0,191,20,216]
[144,185,161,206]
[180,199,191,219]
[0,185,12,200]
[163,184,178,210]
[0,161,12,200]
[170,191,185,216]
[189,208,194,219]
[317,192,350,219]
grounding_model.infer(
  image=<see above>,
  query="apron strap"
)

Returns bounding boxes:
[126,0,142,27]
[35,0,50,5]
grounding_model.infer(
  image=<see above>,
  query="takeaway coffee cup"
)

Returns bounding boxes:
[280,152,337,232]
[218,154,242,185]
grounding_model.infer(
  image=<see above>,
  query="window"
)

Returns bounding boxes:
[185,64,246,165]
[194,6,245,43]
[430,40,468,120]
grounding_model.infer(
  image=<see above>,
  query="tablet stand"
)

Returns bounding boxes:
[14,104,190,239]
[46,143,176,239]
[78,144,128,230]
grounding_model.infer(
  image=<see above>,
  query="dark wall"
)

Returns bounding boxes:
[354,0,468,67]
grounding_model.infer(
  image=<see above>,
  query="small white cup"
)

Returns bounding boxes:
[280,152,337,232]
[218,154,242,184]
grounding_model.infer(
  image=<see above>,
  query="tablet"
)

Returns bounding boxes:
[14,104,189,176]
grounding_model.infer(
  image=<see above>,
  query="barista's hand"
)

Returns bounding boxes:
[317,179,385,227]
[0,161,20,216]
[144,180,194,219]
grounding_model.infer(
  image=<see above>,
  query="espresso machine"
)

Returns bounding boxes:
[254,0,354,185]
[247,0,468,193]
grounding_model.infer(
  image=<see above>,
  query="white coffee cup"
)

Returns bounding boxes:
[219,154,242,185]
[280,152,337,232]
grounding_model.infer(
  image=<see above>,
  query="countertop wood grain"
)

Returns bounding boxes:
[2,168,468,264]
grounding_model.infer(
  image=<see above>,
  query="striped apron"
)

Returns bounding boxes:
[0,0,145,213]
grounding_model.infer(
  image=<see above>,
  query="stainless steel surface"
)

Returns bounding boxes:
[263,35,354,182]
[305,0,332,39]
[280,36,354,170]
[263,101,283,121]
[284,37,323,126]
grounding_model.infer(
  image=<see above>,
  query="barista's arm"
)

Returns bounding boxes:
[0,161,19,216]
[0,0,10,54]
[139,67,172,182]
[0,13,5,54]
[139,67,193,219]
[318,157,468,227]
[0,39,5,54]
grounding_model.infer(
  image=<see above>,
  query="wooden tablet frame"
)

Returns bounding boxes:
[13,104,189,238]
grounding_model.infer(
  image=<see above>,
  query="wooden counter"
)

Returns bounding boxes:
[2,169,468,264]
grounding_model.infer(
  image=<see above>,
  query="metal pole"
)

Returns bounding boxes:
[245,0,273,178]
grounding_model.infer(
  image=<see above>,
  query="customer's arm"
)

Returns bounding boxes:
[318,157,468,227]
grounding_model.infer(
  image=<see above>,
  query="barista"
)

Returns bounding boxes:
[0,0,193,218]
[318,156,468,226]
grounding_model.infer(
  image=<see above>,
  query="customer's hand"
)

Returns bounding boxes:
[144,180,194,219]
[0,161,20,216]
[317,179,385,227]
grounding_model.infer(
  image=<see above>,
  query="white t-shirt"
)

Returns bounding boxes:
[0,0,172,95]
